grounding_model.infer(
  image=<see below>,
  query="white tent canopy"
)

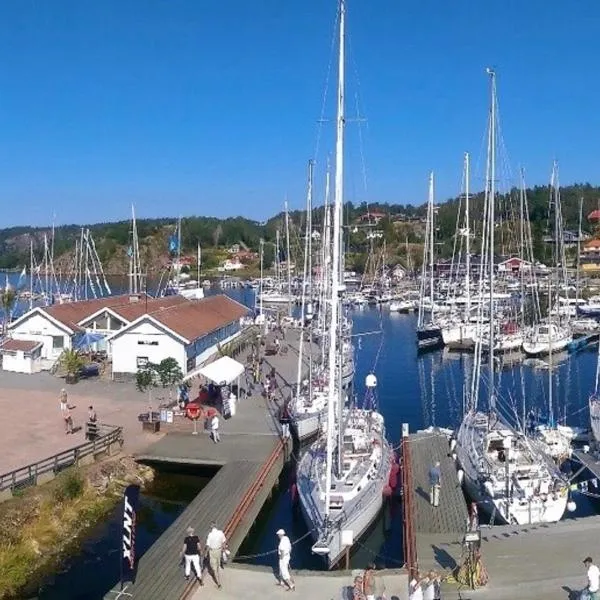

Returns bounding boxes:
[194,356,245,386]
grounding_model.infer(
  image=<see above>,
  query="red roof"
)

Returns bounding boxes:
[132,294,249,343]
[588,210,600,221]
[585,239,600,249]
[0,339,42,353]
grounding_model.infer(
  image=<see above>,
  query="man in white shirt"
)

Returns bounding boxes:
[276,529,295,591]
[205,522,227,588]
[408,571,424,600]
[584,556,600,600]
[210,414,220,443]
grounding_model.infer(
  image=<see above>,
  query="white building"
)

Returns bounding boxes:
[217,258,245,272]
[0,339,43,374]
[108,294,248,378]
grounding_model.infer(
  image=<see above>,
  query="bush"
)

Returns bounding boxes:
[54,470,85,503]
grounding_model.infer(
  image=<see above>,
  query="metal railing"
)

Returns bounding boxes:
[0,424,123,493]
[401,436,418,580]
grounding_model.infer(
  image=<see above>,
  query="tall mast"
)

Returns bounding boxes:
[428,172,435,320]
[29,240,34,311]
[519,168,526,326]
[464,153,471,316]
[486,68,497,412]
[285,200,292,316]
[197,241,201,289]
[325,0,345,520]
[576,197,583,304]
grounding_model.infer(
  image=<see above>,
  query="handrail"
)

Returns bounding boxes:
[401,436,418,581]
[0,424,123,493]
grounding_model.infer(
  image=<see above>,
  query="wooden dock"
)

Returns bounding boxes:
[104,328,310,600]
[403,429,468,576]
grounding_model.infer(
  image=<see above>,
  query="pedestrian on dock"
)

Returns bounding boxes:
[279,402,291,440]
[583,556,600,600]
[60,391,74,435]
[408,571,424,600]
[181,526,204,585]
[210,414,221,443]
[205,522,227,589]
[429,461,441,507]
[422,571,441,600]
[276,529,295,591]
[361,563,381,600]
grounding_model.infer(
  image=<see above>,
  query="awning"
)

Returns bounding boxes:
[73,331,106,350]
[189,356,245,385]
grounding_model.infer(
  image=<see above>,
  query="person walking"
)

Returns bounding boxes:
[361,563,378,600]
[210,414,221,443]
[180,527,203,585]
[409,571,424,600]
[276,529,295,591]
[429,461,441,507]
[60,393,74,435]
[205,522,227,588]
[279,402,291,440]
[86,405,98,441]
[584,556,600,600]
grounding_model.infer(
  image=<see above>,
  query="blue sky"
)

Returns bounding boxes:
[0,1,599,226]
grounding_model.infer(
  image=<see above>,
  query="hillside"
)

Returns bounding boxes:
[1,183,599,273]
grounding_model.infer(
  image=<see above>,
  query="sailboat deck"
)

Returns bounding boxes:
[405,430,469,573]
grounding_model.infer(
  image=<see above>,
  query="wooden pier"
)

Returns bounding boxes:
[402,429,468,577]
[104,329,310,600]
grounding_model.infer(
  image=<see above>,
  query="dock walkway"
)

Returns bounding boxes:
[405,430,468,574]
[105,329,312,600]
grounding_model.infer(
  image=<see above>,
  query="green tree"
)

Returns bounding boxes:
[0,286,16,334]
[60,349,85,384]
[136,362,158,403]
[154,357,184,402]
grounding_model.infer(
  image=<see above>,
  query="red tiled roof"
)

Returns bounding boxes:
[588,210,600,221]
[145,294,249,343]
[0,338,42,352]
[44,294,153,332]
[94,295,189,324]
[585,239,600,249]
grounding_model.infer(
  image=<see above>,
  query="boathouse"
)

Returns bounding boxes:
[107,294,249,379]
[0,338,43,374]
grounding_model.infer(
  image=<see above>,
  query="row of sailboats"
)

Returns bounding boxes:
[455,69,570,526]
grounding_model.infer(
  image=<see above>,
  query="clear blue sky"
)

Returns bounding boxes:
[0,0,599,226]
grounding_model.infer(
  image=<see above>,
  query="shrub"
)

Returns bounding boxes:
[54,470,85,503]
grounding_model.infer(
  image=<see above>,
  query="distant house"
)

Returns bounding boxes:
[229,243,241,254]
[357,211,386,225]
[366,230,384,240]
[581,239,600,272]
[391,264,406,280]
[543,230,589,245]
[588,209,600,223]
[497,257,532,274]
[217,257,245,272]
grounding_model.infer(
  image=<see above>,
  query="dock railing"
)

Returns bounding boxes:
[401,435,418,581]
[0,423,123,496]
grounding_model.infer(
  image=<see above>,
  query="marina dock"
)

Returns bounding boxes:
[104,329,310,600]
[402,429,468,578]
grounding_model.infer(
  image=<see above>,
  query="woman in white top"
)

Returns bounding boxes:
[422,571,441,600]
[408,571,424,600]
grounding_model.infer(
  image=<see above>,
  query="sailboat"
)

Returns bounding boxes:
[296,0,392,567]
[455,69,568,526]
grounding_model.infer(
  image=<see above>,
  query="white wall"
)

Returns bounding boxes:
[10,312,72,361]
[2,350,42,374]
[110,321,186,375]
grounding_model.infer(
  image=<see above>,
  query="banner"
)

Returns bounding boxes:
[121,484,140,587]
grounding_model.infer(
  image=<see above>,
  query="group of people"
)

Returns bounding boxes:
[180,522,228,588]
[59,388,98,439]
[408,570,442,600]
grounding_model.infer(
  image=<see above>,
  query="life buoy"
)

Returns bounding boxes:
[186,403,202,420]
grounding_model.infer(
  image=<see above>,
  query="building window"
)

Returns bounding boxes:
[137,357,149,368]
[52,336,64,350]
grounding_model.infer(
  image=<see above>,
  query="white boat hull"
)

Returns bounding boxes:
[522,336,572,356]
[291,411,323,442]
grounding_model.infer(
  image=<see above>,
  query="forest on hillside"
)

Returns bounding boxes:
[0,183,598,271]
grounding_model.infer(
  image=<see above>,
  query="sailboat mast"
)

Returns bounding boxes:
[487,68,497,411]
[464,153,471,316]
[428,173,435,318]
[29,240,34,311]
[285,201,292,316]
[576,197,583,304]
[325,0,345,520]
[197,241,201,289]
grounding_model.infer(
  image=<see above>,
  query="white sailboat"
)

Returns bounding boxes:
[297,0,392,567]
[455,69,568,526]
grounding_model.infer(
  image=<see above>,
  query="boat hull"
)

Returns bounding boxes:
[291,411,322,443]
[417,325,443,350]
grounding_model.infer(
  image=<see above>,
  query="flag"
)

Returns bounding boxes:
[121,484,140,587]
[168,234,179,254]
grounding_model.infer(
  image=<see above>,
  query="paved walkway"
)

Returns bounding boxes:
[0,370,162,474]
[189,566,408,600]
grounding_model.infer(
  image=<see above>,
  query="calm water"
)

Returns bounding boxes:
[33,467,210,600]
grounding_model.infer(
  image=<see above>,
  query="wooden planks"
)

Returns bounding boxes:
[408,431,468,536]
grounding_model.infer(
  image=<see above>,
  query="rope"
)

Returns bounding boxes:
[234,529,314,561]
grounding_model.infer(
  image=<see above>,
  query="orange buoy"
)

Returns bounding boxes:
[185,402,202,420]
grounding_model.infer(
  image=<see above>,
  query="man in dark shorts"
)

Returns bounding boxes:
[180,526,204,584]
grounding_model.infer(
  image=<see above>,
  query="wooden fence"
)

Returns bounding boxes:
[0,424,123,498]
